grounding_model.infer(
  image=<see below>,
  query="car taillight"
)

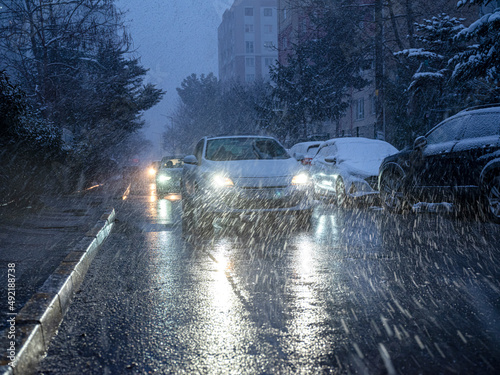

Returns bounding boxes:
[302,158,312,165]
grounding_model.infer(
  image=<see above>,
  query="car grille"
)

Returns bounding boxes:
[225,187,301,210]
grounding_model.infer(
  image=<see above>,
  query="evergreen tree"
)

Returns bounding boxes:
[270,0,368,142]
[0,0,164,186]
[0,70,61,153]
[390,14,472,147]
[451,0,500,102]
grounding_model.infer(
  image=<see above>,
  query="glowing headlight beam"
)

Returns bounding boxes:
[157,175,172,183]
[212,175,234,188]
[292,173,310,185]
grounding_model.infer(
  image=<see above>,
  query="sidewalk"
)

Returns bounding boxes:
[0,179,126,374]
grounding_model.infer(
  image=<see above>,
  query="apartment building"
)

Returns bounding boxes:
[218,0,278,83]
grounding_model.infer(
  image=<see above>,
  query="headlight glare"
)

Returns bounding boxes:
[158,175,171,183]
[292,173,310,185]
[212,174,234,188]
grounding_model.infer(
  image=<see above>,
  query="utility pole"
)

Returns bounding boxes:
[161,114,175,155]
[374,0,384,140]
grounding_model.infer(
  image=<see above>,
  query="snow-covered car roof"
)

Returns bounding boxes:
[316,137,399,176]
[322,137,395,149]
[289,141,323,155]
[206,135,275,140]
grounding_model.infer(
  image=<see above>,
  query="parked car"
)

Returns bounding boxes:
[181,135,314,231]
[310,137,399,205]
[155,156,184,195]
[378,105,500,223]
[288,141,322,166]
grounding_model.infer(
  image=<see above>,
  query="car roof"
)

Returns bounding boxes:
[457,104,500,114]
[425,105,500,136]
[206,135,276,140]
[321,137,393,147]
[289,141,322,149]
[291,141,322,147]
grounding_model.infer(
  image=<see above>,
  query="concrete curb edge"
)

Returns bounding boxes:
[0,207,116,375]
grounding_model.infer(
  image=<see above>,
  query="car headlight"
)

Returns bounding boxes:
[292,172,310,185]
[212,174,234,188]
[148,167,156,176]
[157,175,171,183]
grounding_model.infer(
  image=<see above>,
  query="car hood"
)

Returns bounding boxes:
[204,158,302,187]
[338,159,382,178]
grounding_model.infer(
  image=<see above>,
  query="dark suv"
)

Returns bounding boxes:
[378,105,500,223]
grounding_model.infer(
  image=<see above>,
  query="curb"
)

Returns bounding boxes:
[0,208,116,375]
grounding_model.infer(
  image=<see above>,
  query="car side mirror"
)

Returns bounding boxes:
[324,156,337,164]
[294,153,305,161]
[413,136,427,150]
[184,155,198,165]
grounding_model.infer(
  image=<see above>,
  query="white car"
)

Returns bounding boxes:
[310,137,398,205]
[181,135,314,231]
[288,141,322,166]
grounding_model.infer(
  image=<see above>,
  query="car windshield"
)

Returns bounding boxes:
[205,138,290,161]
[160,158,184,168]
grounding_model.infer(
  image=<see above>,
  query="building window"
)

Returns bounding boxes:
[301,19,307,34]
[264,57,274,67]
[245,7,253,16]
[246,74,255,82]
[370,95,376,115]
[264,41,274,50]
[264,24,273,33]
[246,41,254,53]
[283,8,287,20]
[246,57,255,67]
[264,8,272,16]
[356,98,365,120]
[245,24,254,33]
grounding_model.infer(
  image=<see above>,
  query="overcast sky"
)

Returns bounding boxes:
[116,0,233,158]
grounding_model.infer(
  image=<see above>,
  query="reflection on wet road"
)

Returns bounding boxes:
[38,182,500,374]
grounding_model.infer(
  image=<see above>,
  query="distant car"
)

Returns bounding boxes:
[310,137,399,205]
[181,135,314,231]
[155,156,184,195]
[378,105,500,223]
[288,141,322,166]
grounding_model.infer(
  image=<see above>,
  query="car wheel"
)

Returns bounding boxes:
[336,177,348,207]
[482,175,500,223]
[379,172,407,213]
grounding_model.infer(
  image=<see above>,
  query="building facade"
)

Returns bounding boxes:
[218,0,278,83]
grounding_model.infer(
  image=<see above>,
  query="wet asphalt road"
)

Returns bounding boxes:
[37,182,500,374]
